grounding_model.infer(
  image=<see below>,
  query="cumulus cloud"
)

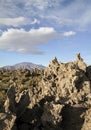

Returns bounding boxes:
[0,17,39,27]
[0,27,76,54]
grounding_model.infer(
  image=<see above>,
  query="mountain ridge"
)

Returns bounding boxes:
[0,62,45,70]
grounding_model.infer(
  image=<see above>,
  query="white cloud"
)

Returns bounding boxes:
[0,27,76,54]
[0,17,26,26]
[63,31,76,37]
[25,0,64,10]
[0,0,91,31]
[0,17,40,26]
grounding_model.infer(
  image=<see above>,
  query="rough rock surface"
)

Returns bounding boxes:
[81,108,91,130]
[0,54,91,130]
[0,83,30,130]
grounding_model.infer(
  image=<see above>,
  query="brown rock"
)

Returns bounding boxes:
[0,54,91,130]
[81,108,91,130]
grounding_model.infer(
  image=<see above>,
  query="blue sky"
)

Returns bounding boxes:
[0,0,91,67]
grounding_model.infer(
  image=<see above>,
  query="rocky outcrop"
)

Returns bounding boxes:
[81,108,91,130]
[0,83,30,130]
[0,113,16,130]
[42,54,90,105]
[0,54,91,130]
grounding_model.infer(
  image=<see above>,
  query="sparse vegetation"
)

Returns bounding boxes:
[0,68,44,110]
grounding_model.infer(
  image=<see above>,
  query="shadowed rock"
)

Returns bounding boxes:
[0,83,30,130]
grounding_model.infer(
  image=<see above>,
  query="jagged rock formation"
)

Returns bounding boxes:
[81,108,91,130]
[0,54,91,130]
[42,54,90,105]
[0,83,30,130]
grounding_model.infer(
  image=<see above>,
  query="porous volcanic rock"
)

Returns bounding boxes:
[81,108,91,130]
[0,83,30,130]
[0,54,91,130]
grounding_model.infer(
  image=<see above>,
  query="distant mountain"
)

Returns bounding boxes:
[0,62,45,70]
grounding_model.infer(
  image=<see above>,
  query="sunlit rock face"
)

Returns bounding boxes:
[0,54,91,130]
